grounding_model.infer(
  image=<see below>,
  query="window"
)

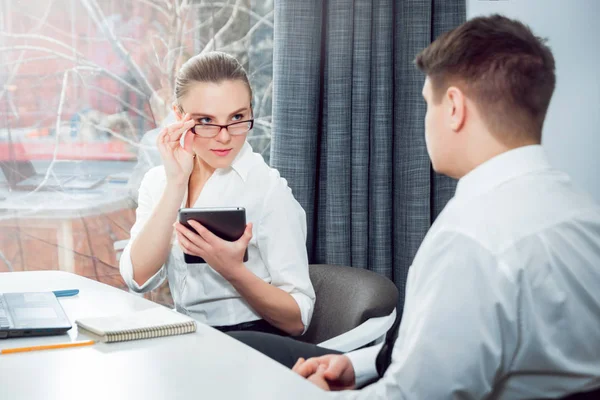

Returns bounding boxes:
[0,0,273,305]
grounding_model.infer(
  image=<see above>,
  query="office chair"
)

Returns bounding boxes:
[300,264,399,353]
[116,244,398,352]
[557,385,600,399]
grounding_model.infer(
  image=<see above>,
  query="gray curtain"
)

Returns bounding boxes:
[271,0,465,309]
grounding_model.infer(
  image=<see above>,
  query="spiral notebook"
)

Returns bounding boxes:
[75,307,197,343]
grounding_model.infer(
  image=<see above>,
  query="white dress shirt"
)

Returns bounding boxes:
[339,145,600,399]
[120,142,316,330]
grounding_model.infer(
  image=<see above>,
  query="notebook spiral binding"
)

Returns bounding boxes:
[104,321,197,343]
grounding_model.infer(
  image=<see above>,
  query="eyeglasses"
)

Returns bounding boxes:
[190,119,254,138]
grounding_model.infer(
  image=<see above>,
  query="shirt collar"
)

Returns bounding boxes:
[228,141,255,182]
[455,145,552,200]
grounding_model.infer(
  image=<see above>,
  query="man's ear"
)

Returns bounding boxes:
[172,103,183,121]
[446,86,466,132]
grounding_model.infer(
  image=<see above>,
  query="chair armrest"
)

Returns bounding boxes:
[317,308,396,352]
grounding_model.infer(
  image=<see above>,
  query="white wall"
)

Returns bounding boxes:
[467,0,600,202]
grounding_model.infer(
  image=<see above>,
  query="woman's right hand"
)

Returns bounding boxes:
[157,113,196,185]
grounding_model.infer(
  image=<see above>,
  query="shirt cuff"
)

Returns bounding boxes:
[290,292,315,335]
[119,243,166,293]
[345,344,382,388]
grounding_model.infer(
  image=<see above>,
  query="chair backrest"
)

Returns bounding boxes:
[559,386,600,400]
[298,264,398,344]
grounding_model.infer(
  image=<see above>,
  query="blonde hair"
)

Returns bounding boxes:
[174,52,253,112]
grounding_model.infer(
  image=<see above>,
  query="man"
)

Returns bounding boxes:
[230,14,600,399]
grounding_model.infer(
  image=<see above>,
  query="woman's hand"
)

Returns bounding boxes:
[174,220,253,280]
[157,113,196,186]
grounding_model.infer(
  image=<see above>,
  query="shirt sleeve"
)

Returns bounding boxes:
[345,344,382,388]
[330,230,519,400]
[119,168,168,293]
[257,176,316,333]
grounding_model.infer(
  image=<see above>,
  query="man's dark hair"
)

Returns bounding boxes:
[415,14,556,144]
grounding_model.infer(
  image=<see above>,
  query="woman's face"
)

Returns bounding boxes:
[176,80,252,170]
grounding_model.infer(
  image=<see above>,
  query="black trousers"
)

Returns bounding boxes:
[214,319,288,336]
[227,331,342,369]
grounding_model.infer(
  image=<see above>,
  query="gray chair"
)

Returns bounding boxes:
[299,264,399,352]
[557,386,600,399]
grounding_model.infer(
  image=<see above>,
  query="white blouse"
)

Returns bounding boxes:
[120,142,316,330]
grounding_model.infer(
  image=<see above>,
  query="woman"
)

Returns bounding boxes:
[119,52,315,336]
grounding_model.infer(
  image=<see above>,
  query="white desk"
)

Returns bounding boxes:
[0,271,327,400]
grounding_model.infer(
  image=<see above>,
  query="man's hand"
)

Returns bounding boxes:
[292,354,356,391]
[307,365,330,391]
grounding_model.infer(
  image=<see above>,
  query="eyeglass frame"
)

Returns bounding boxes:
[189,119,254,138]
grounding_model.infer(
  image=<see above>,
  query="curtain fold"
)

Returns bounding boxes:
[272,0,465,309]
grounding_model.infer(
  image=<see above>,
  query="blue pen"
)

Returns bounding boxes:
[53,289,80,297]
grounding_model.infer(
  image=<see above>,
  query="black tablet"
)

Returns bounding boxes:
[178,207,249,264]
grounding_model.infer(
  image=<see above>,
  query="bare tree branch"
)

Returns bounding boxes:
[0,46,147,98]
[0,250,14,272]
[136,0,171,20]
[183,0,234,35]
[15,0,56,34]
[258,80,272,119]
[69,0,78,60]
[166,0,185,90]
[0,0,276,279]
[10,9,142,45]
[247,134,271,140]
[151,34,169,52]
[254,119,272,130]
[23,69,71,196]
[180,0,191,12]
[0,55,61,68]
[12,8,82,41]
[80,0,155,97]
[248,60,274,79]
[202,0,243,53]
[175,1,191,82]
[0,32,87,59]
[218,9,274,53]
[0,50,26,113]
[190,2,273,29]
[88,121,143,147]
[76,84,154,123]
[3,0,275,152]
